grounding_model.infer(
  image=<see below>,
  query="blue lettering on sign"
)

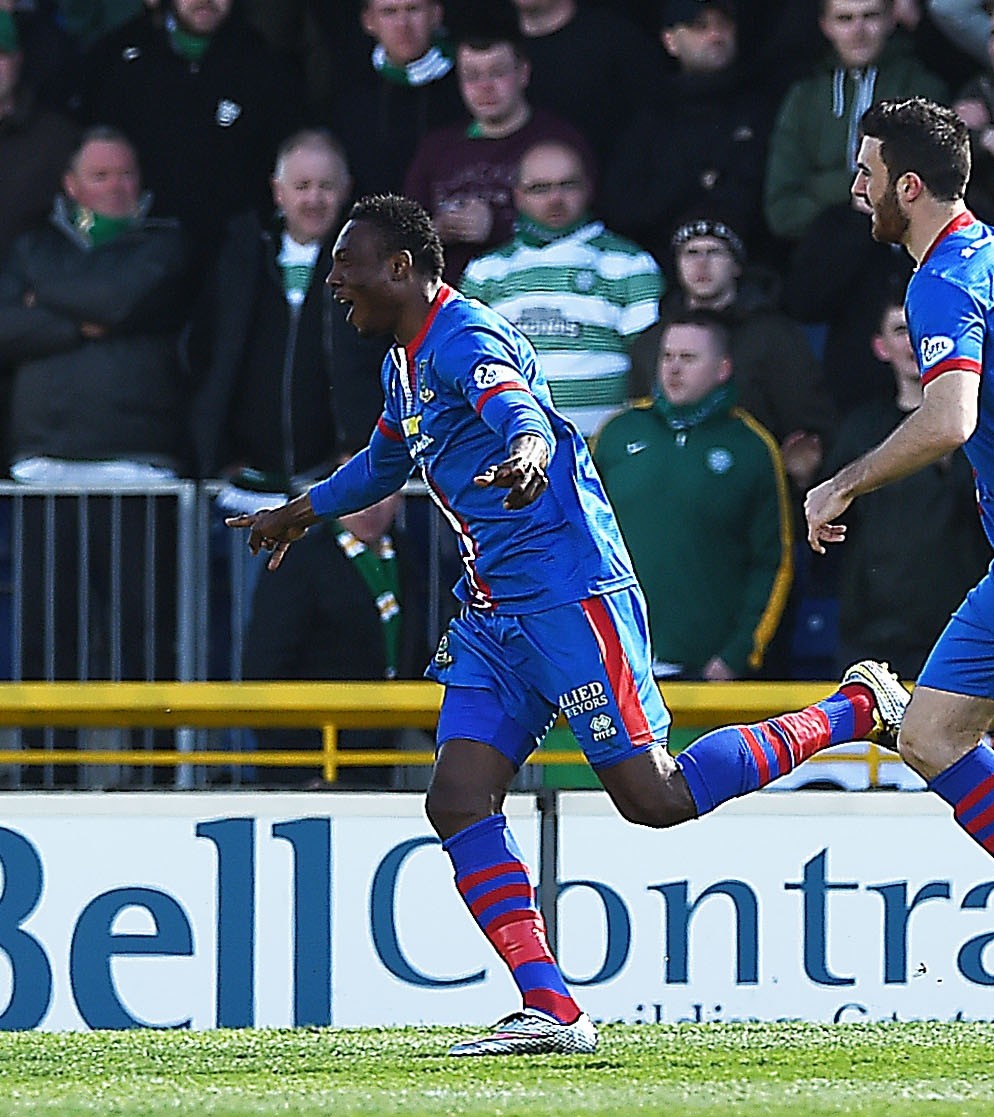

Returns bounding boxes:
[868,880,951,984]
[369,835,484,988]
[957,881,994,985]
[0,827,52,1029]
[69,888,194,1029]
[273,819,332,1025]
[197,819,255,1028]
[785,849,857,986]
[649,879,759,985]
[1,823,994,1031]
[557,880,631,985]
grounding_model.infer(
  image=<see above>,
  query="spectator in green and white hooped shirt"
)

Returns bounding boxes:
[459,138,663,438]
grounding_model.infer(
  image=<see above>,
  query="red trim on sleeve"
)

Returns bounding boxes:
[474,381,529,412]
[920,211,977,266]
[376,416,404,442]
[921,357,982,388]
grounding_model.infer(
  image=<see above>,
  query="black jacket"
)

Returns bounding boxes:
[604,65,773,262]
[188,211,388,482]
[0,198,191,469]
[71,11,303,255]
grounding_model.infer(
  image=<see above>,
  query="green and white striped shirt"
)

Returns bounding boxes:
[460,220,662,436]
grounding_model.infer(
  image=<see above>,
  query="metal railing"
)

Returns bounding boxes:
[0,678,905,787]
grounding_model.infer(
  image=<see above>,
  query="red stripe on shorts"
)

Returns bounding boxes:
[580,596,652,746]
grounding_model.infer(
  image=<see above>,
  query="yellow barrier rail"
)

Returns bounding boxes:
[0,680,896,783]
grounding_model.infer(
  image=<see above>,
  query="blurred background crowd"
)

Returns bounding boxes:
[1,0,992,786]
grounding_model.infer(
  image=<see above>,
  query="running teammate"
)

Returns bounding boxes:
[807,97,994,864]
[229,194,908,1056]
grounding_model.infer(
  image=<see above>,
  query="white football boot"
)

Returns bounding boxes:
[448,1008,598,1056]
[840,660,911,751]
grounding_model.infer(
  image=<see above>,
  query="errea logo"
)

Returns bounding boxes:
[473,363,518,390]
[919,335,955,368]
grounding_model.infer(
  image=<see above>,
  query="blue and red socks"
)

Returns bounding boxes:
[442,813,581,1024]
[929,740,994,857]
[675,684,878,815]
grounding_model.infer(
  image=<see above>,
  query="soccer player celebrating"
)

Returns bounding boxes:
[807,97,994,861]
[228,194,908,1056]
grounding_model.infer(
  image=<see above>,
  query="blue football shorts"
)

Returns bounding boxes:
[425,586,671,770]
[918,560,994,698]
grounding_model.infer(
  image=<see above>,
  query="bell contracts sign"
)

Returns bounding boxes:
[0,791,991,1030]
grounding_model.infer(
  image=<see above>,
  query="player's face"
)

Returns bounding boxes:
[658,323,731,407]
[675,236,740,305]
[661,8,737,74]
[327,219,402,337]
[819,0,893,69]
[457,43,529,129]
[361,0,442,66]
[514,145,589,228]
[852,135,909,246]
[174,0,231,36]
[63,139,141,219]
[272,147,350,246]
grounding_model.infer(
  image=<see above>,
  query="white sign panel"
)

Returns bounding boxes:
[1,791,991,1030]
[0,793,538,1031]
[557,791,994,1024]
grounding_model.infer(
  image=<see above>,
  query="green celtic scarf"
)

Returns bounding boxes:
[654,380,737,431]
[72,205,137,247]
[372,38,452,87]
[334,523,402,679]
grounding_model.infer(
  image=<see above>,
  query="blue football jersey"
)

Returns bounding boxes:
[310,285,636,612]
[906,212,994,545]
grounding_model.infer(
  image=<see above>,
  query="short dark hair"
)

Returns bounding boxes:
[860,97,970,202]
[348,194,445,280]
[873,273,908,333]
[663,308,732,358]
[69,125,137,173]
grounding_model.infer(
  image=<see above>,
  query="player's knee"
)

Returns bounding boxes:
[895,713,947,779]
[424,778,488,841]
[611,786,694,830]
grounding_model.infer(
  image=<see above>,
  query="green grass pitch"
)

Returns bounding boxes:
[0,1022,993,1115]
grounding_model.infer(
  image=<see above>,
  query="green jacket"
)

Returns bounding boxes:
[594,391,793,677]
[764,33,948,239]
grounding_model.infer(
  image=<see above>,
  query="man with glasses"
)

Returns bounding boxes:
[404,24,593,282]
[460,139,660,437]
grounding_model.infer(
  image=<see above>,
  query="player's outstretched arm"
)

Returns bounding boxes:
[473,433,551,510]
[225,492,319,571]
[805,370,980,553]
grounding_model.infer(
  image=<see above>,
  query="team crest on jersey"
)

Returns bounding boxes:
[215,99,242,127]
[572,270,596,293]
[473,362,518,390]
[419,384,435,403]
[920,335,954,367]
[433,633,454,668]
[707,447,733,474]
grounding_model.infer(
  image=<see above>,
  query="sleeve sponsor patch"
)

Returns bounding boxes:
[472,362,522,390]
[920,335,955,368]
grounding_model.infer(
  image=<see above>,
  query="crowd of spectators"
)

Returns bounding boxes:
[1,0,992,765]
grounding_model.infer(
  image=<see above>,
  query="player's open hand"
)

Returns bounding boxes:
[473,433,551,510]
[804,479,851,554]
